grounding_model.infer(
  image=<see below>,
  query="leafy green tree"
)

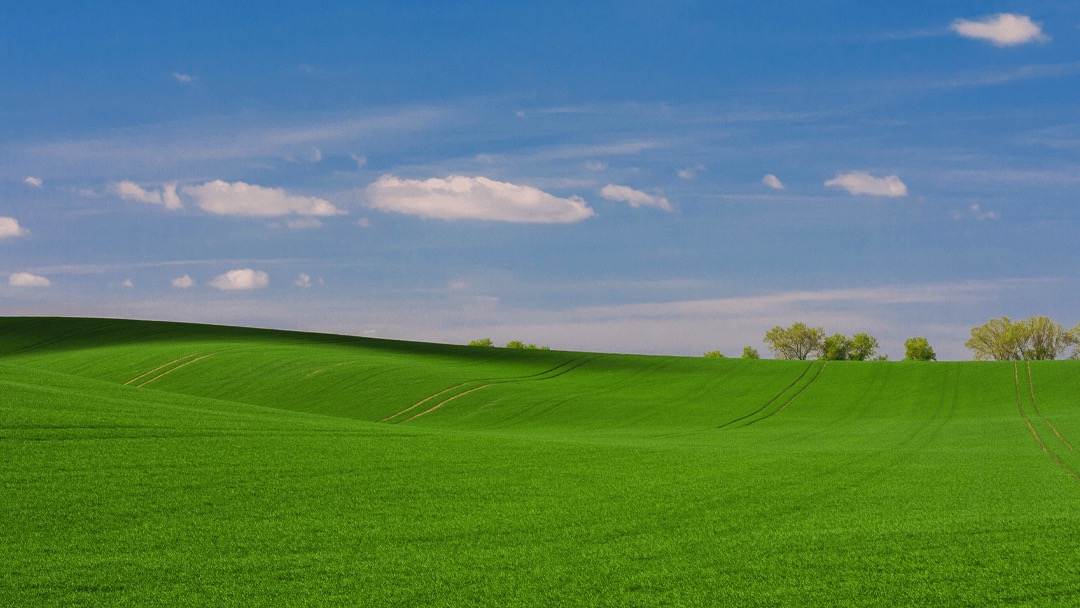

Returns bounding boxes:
[903,337,936,361]
[1022,316,1074,360]
[966,316,1076,361]
[763,322,824,360]
[741,346,760,359]
[965,317,1024,361]
[505,340,525,349]
[848,333,880,361]
[467,338,494,347]
[703,350,726,358]
[820,333,851,361]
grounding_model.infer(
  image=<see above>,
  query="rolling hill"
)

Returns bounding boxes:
[3,317,1079,606]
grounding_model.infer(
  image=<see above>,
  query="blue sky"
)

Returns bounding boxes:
[2,1,1080,359]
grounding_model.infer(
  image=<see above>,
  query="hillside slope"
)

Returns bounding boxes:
[3,317,1080,606]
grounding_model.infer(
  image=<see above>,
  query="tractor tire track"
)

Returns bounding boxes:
[136,354,215,388]
[384,355,601,424]
[717,361,816,430]
[124,353,200,386]
[1014,363,1080,483]
[739,361,829,428]
[1024,362,1073,451]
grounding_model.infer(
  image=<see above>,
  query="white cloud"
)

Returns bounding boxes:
[172,72,194,84]
[121,279,134,288]
[24,176,43,188]
[9,272,50,287]
[183,180,345,217]
[351,153,368,168]
[113,180,184,210]
[762,174,785,190]
[952,203,1000,221]
[356,217,371,228]
[0,217,28,240]
[366,175,595,223]
[825,172,908,197]
[295,273,312,288]
[171,275,195,288]
[950,14,1049,47]
[209,268,269,290]
[600,184,673,211]
[584,161,608,171]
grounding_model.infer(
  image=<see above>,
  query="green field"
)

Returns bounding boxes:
[3,317,1080,606]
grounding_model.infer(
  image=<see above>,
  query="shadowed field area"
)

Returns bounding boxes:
[3,317,1080,606]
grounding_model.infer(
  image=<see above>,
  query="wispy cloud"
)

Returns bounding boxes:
[950,14,1049,47]
[113,181,184,210]
[295,273,312,288]
[952,203,999,221]
[183,180,345,217]
[366,175,595,223]
[23,176,43,188]
[172,72,195,84]
[825,172,908,197]
[600,184,673,211]
[0,217,28,240]
[210,269,269,290]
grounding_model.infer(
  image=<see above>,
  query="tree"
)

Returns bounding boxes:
[467,338,494,347]
[966,316,1076,361]
[965,317,1023,361]
[505,340,525,349]
[848,333,880,361]
[903,337,936,361]
[1023,316,1073,360]
[763,322,824,360]
[741,346,760,359]
[703,350,726,358]
[820,333,851,361]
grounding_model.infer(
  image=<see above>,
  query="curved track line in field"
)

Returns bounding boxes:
[137,354,215,387]
[717,361,816,429]
[400,385,492,423]
[379,382,472,423]
[124,353,200,386]
[384,355,601,424]
[740,361,829,428]
[1014,363,1080,482]
[1025,362,1073,451]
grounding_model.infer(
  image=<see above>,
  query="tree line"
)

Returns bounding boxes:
[704,315,1079,361]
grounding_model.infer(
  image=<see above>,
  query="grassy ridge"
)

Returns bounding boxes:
[3,317,1080,606]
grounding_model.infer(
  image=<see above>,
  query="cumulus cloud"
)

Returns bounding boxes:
[295,273,312,288]
[183,180,345,217]
[172,72,194,84]
[171,274,195,288]
[0,217,28,240]
[950,14,1049,47]
[366,175,595,223]
[121,279,134,288]
[762,174,785,190]
[825,172,908,197]
[24,176,43,188]
[952,203,1000,221]
[209,268,269,290]
[600,184,673,211]
[113,181,184,210]
[9,272,50,287]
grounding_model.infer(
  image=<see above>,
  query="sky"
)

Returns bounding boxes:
[2,1,1080,360]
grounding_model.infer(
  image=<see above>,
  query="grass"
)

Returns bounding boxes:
[3,317,1080,606]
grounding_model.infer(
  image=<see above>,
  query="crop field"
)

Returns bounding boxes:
[3,317,1080,606]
